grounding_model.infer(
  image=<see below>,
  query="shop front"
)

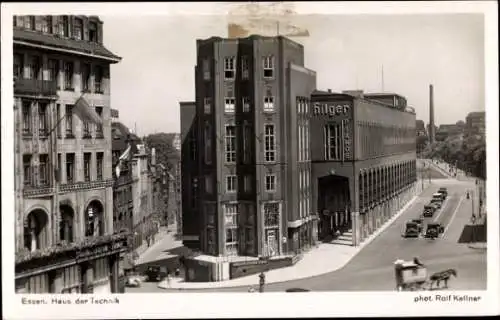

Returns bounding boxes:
[15,234,129,294]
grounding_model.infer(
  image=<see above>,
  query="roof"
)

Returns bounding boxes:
[14,28,121,62]
[112,122,140,154]
[467,111,485,118]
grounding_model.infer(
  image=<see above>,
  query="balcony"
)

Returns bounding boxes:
[14,79,57,97]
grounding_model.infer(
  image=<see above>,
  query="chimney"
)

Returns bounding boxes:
[151,148,156,166]
[327,89,332,93]
[429,84,435,144]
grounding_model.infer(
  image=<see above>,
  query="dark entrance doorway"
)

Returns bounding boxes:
[317,175,352,241]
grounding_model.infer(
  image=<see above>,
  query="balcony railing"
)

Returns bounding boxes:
[14,79,57,97]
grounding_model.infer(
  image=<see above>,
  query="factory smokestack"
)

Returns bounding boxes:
[429,84,435,144]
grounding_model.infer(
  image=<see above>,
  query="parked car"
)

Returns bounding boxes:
[145,265,168,282]
[423,205,436,217]
[438,187,448,199]
[410,218,424,232]
[402,221,420,238]
[125,275,142,288]
[430,198,442,209]
[432,192,446,202]
[424,223,444,239]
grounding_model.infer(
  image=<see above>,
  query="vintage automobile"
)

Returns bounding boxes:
[402,221,421,238]
[430,198,442,209]
[422,205,436,217]
[438,187,448,199]
[411,218,424,232]
[432,192,446,202]
[424,223,444,239]
[145,265,168,282]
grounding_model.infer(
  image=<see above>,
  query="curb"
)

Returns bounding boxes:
[158,186,426,291]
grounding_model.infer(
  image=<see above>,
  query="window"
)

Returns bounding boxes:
[224,57,236,80]
[204,121,212,164]
[39,154,49,186]
[264,96,275,112]
[23,154,32,186]
[24,16,34,30]
[242,96,250,113]
[244,175,252,193]
[27,56,40,80]
[264,124,276,162]
[243,123,252,164]
[65,105,73,136]
[62,16,69,37]
[22,101,32,135]
[43,16,52,33]
[264,202,280,227]
[324,124,341,160]
[224,204,239,226]
[205,174,213,194]
[38,103,48,137]
[48,59,59,82]
[14,54,23,80]
[224,97,235,113]
[225,125,236,163]
[263,55,274,78]
[84,153,91,182]
[96,152,103,180]
[204,97,212,114]
[64,61,73,90]
[82,119,91,138]
[241,56,249,79]
[202,59,210,80]
[89,21,98,42]
[224,204,239,256]
[74,18,83,40]
[95,107,103,137]
[226,175,237,193]
[81,63,90,92]
[265,174,276,192]
[66,153,75,184]
[94,66,103,93]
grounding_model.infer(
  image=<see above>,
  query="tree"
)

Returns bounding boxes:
[143,133,180,173]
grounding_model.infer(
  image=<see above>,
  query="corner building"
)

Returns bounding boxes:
[310,90,417,246]
[13,15,127,293]
[182,35,317,259]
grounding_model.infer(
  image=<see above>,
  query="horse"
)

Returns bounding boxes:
[429,269,458,289]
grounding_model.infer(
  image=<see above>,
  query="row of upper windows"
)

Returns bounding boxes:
[203,95,276,114]
[14,15,100,43]
[22,151,104,188]
[14,54,106,93]
[21,100,104,140]
[202,123,276,165]
[202,55,275,81]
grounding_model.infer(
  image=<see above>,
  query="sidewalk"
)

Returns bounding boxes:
[158,182,430,290]
[134,223,179,266]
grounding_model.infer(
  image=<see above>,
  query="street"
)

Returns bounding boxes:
[128,176,486,293]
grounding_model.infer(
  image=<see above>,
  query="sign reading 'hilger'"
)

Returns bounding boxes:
[313,103,350,117]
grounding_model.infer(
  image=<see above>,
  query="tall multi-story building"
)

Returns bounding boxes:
[181,35,317,266]
[310,90,417,246]
[465,111,485,137]
[13,15,127,293]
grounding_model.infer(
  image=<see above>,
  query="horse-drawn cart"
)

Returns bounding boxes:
[394,259,457,291]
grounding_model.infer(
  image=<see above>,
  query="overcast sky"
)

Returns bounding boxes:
[102,13,484,136]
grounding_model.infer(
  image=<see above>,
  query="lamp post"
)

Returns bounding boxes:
[259,271,266,293]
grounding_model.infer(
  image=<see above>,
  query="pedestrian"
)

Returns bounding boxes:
[166,271,172,288]
[175,268,180,277]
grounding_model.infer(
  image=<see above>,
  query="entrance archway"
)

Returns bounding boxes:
[318,175,351,240]
[59,204,75,242]
[24,209,49,251]
[85,200,104,237]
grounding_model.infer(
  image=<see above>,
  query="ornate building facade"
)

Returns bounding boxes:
[14,15,127,294]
